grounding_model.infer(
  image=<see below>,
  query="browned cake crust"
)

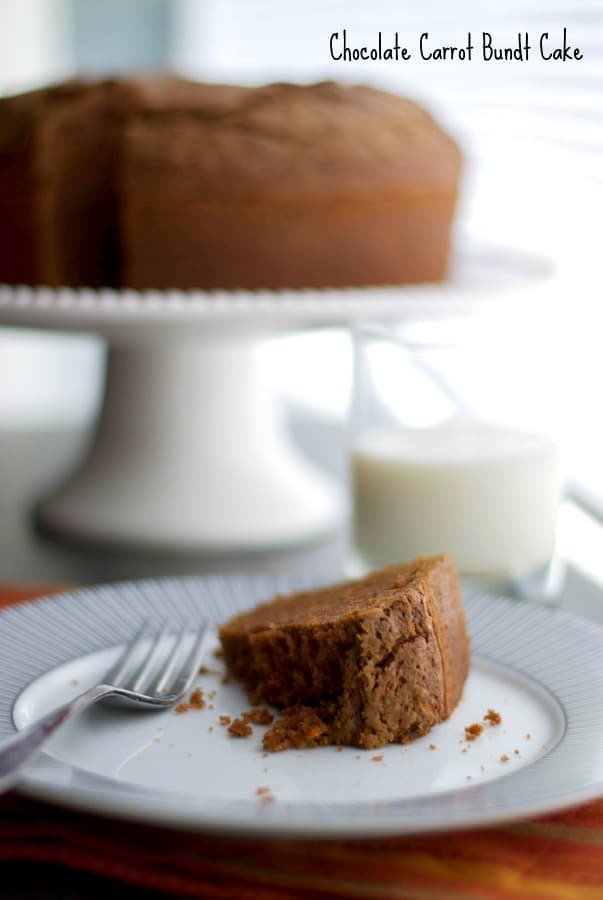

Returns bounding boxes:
[0,75,213,288]
[0,80,94,286]
[122,81,461,290]
[0,77,461,291]
[219,555,470,750]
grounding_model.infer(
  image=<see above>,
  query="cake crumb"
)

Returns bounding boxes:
[256,786,275,805]
[372,754,383,762]
[526,733,532,740]
[500,754,510,763]
[355,755,361,760]
[175,702,190,714]
[262,752,269,759]
[153,738,160,743]
[263,706,328,752]
[337,746,343,752]
[262,767,268,773]
[213,647,224,659]
[465,723,484,741]
[209,690,217,700]
[208,704,214,710]
[461,747,468,753]
[219,715,232,726]
[208,726,214,733]
[480,765,485,772]
[242,707,274,726]
[189,688,205,709]
[71,679,79,687]
[484,708,502,726]
[199,665,220,676]
[428,744,436,750]
[514,749,520,756]
[228,717,253,738]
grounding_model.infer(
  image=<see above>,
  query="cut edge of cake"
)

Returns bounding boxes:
[219,554,470,751]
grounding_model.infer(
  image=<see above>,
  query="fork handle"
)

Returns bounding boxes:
[0,683,113,794]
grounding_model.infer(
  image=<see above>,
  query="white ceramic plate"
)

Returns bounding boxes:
[0,243,554,339]
[2,574,602,838]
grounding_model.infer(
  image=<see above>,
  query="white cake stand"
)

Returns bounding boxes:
[0,244,554,552]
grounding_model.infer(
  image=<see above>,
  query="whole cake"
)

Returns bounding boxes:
[219,554,470,751]
[0,77,461,291]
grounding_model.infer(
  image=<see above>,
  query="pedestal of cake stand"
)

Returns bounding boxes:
[36,338,344,551]
[0,243,556,551]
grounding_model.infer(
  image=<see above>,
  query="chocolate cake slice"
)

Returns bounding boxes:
[219,554,470,751]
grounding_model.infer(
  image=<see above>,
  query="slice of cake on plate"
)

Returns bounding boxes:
[219,554,470,751]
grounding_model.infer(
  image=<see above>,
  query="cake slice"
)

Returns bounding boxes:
[219,554,470,751]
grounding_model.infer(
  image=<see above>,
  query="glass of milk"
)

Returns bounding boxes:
[351,318,562,599]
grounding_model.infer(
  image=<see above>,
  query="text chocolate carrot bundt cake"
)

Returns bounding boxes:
[219,554,470,751]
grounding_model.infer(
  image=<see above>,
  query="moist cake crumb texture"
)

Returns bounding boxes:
[174,687,205,714]
[263,706,328,752]
[244,707,274,726]
[228,717,253,738]
[219,555,470,750]
[484,708,502,726]
[464,723,484,742]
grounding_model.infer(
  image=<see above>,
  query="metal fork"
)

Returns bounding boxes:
[0,620,209,794]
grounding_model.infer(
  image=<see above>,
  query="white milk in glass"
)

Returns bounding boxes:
[353,418,559,578]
